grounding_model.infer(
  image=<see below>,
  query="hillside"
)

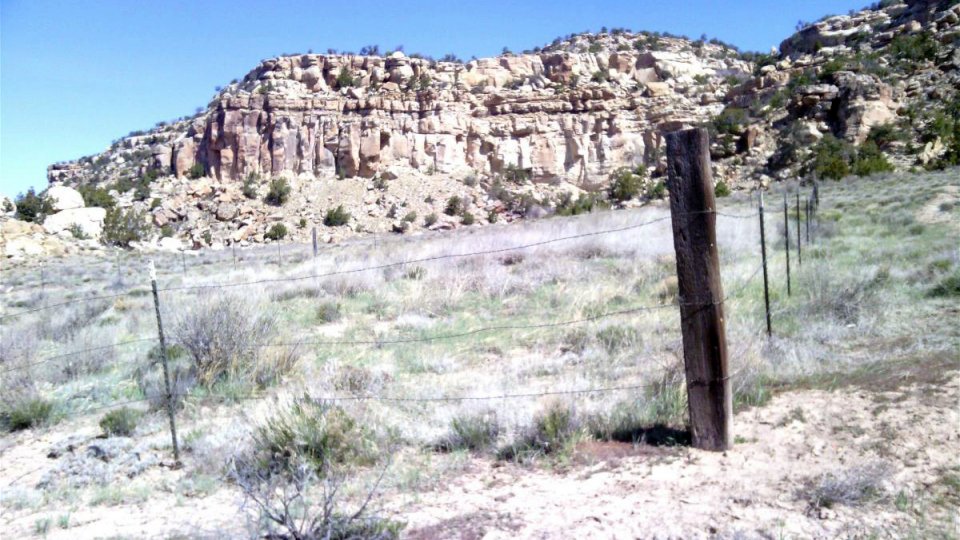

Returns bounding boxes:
[12,0,960,251]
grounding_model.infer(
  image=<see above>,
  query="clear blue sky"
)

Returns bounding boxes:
[1,0,869,196]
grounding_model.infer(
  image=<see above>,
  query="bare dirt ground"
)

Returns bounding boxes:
[397,363,960,539]
[3,357,957,539]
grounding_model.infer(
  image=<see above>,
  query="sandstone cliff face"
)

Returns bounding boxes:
[44,0,959,249]
[96,41,747,187]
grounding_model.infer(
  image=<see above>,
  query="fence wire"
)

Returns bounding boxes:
[1,209,759,321]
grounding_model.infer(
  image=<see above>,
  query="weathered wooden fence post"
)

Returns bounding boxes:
[665,127,732,451]
[759,191,772,337]
[312,227,318,258]
[149,261,180,464]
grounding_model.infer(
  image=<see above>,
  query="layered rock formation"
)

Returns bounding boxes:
[41,0,959,249]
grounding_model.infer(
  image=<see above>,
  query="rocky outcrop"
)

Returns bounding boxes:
[40,0,959,249]
[50,37,749,190]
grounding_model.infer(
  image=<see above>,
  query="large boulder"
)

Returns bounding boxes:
[43,207,107,238]
[46,185,85,212]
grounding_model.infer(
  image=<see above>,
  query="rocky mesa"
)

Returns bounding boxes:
[11,0,958,253]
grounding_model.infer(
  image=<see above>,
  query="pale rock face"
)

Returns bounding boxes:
[795,121,824,145]
[46,185,85,212]
[1,219,66,258]
[42,207,107,238]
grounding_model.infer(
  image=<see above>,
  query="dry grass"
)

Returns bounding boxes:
[1,168,958,536]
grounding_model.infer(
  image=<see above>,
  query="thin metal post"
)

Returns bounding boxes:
[181,251,186,274]
[759,192,772,337]
[784,191,791,296]
[312,227,318,258]
[796,191,802,266]
[149,261,180,464]
[805,197,811,243]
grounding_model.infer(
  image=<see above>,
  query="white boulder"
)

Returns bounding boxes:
[46,185,85,212]
[43,207,107,238]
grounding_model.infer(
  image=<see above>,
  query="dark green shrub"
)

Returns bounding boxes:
[253,399,378,473]
[323,205,350,226]
[555,192,607,216]
[68,224,89,240]
[928,271,960,298]
[444,196,463,216]
[608,167,642,202]
[264,177,291,206]
[435,412,501,452]
[851,142,894,177]
[102,208,149,247]
[498,401,579,461]
[712,107,749,135]
[889,31,940,63]
[714,180,731,197]
[160,224,174,238]
[316,302,342,323]
[646,180,667,199]
[187,163,207,180]
[590,69,610,83]
[461,211,475,225]
[99,407,141,436]
[14,188,53,224]
[78,185,116,209]
[335,67,356,88]
[866,124,906,150]
[1,397,53,432]
[424,213,438,227]
[503,164,531,183]
[264,223,288,241]
[242,173,259,199]
[811,134,854,180]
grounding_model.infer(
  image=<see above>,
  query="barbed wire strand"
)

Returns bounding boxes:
[1,209,759,321]
[1,262,765,376]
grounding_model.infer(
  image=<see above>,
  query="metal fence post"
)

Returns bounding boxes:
[796,191,802,267]
[759,192,772,336]
[149,261,180,464]
[784,191,791,297]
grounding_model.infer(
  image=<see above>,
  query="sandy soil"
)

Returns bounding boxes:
[396,374,960,539]
[3,365,957,539]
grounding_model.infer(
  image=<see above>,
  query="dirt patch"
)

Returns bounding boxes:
[406,511,523,540]
[571,439,681,467]
[916,184,959,228]
[392,374,960,538]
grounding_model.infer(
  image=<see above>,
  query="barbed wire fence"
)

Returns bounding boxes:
[0,180,820,450]
[2,136,824,479]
